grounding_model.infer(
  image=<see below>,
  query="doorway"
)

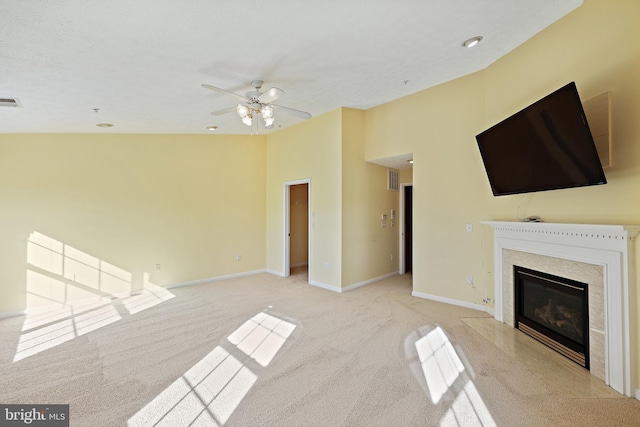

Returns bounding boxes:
[400,183,413,274]
[284,180,310,281]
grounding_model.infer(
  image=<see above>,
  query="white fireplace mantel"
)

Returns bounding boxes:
[481,221,640,397]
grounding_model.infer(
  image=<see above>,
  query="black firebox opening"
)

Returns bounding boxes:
[514,266,590,369]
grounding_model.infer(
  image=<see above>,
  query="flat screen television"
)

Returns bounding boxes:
[476,82,607,196]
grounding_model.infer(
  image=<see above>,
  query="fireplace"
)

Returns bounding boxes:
[514,266,589,369]
[481,221,640,397]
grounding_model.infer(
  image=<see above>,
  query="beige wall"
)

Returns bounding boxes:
[399,167,413,184]
[364,0,640,387]
[365,0,640,301]
[341,108,399,287]
[0,133,266,314]
[365,72,488,303]
[265,110,343,287]
[484,0,640,225]
[266,108,399,289]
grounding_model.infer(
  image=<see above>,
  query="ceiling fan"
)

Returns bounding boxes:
[202,80,312,130]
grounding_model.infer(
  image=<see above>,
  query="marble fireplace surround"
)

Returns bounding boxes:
[481,221,640,397]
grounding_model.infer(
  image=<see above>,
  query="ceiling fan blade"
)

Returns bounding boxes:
[202,84,247,102]
[273,104,312,120]
[258,87,285,104]
[210,106,237,116]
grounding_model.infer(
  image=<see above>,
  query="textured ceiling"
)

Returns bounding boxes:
[369,153,414,170]
[0,0,581,135]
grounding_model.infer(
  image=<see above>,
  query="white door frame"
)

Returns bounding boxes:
[283,179,311,278]
[399,182,412,274]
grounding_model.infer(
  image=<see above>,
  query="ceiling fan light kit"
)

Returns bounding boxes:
[202,80,311,132]
[241,114,253,126]
[237,104,249,117]
[236,100,272,128]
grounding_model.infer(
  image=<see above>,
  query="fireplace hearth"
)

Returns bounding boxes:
[514,266,589,369]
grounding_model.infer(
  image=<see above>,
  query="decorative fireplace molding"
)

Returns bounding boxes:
[481,221,640,397]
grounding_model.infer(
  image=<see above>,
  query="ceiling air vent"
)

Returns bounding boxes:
[0,98,22,108]
[387,169,399,191]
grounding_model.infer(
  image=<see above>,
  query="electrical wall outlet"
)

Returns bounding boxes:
[466,275,473,285]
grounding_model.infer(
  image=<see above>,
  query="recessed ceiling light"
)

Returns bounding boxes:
[408,159,414,164]
[96,123,114,128]
[0,98,22,108]
[462,36,483,48]
[207,126,218,131]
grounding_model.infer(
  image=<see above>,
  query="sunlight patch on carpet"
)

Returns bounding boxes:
[409,326,497,427]
[440,381,496,427]
[416,326,465,404]
[14,304,122,362]
[127,346,257,426]
[122,278,175,315]
[128,311,297,426]
[14,231,175,362]
[227,312,296,367]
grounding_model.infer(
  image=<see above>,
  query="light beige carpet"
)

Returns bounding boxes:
[1,272,639,426]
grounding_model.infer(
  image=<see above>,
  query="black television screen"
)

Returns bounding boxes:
[476,82,607,196]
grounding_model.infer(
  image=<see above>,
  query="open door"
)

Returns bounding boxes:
[284,180,310,281]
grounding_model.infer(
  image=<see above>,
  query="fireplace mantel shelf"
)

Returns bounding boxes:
[481,220,639,397]
[481,221,640,246]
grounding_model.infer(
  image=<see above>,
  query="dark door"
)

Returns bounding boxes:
[404,185,413,273]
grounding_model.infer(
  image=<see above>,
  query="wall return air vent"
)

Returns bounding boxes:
[0,98,22,108]
[387,169,399,191]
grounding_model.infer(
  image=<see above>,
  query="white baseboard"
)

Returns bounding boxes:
[412,291,493,314]
[0,310,26,319]
[168,269,266,289]
[342,272,399,292]
[309,280,342,293]
[306,272,400,294]
[266,269,285,277]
